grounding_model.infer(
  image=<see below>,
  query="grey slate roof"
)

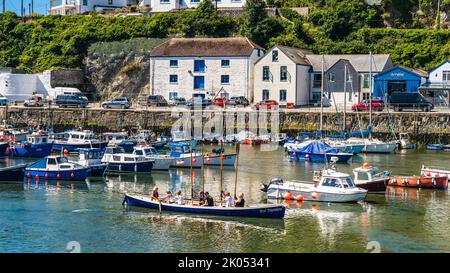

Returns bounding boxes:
[306,54,393,73]
[276,45,312,65]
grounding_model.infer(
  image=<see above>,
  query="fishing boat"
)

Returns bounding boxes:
[388,175,448,190]
[420,165,450,178]
[346,138,397,153]
[74,148,108,177]
[122,193,286,219]
[52,130,108,153]
[0,142,8,156]
[169,142,236,168]
[7,133,53,157]
[325,139,365,154]
[261,169,367,203]
[426,144,444,150]
[102,132,137,153]
[132,145,173,171]
[443,144,450,151]
[102,146,154,173]
[289,140,353,163]
[398,133,416,149]
[352,163,390,193]
[0,164,27,182]
[25,155,90,180]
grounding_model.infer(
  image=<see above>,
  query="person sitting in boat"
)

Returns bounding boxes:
[151,187,159,201]
[235,193,245,207]
[224,191,233,207]
[198,191,206,205]
[174,190,185,205]
[161,191,174,203]
[203,192,214,207]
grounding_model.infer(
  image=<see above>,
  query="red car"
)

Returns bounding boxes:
[352,98,384,112]
[213,98,227,107]
[254,99,279,110]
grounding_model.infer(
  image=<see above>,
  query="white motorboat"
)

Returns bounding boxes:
[420,165,450,177]
[261,169,367,203]
[346,138,397,153]
[102,146,154,173]
[352,163,390,193]
[132,145,173,171]
[398,133,416,149]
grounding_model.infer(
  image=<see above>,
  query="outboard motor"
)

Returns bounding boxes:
[260,177,284,192]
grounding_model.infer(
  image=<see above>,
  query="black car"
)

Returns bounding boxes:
[186,98,213,109]
[55,94,88,108]
[226,96,250,107]
[388,92,434,112]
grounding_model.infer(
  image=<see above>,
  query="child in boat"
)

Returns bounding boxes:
[224,192,233,207]
[174,190,185,205]
[161,191,174,203]
[151,187,159,201]
[203,192,214,207]
[235,193,245,207]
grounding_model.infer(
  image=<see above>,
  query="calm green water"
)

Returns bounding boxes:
[0,146,449,253]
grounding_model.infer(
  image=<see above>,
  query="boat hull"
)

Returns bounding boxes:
[388,176,448,189]
[123,194,286,219]
[89,164,108,177]
[0,142,8,156]
[363,143,397,153]
[426,144,443,150]
[204,154,236,166]
[24,168,90,181]
[0,165,26,182]
[290,151,352,163]
[148,157,173,171]
[53,142,108,153]
[8,142,53,157]
[355,178,388,193]
[106,161,154,173]
[266,187,367,203]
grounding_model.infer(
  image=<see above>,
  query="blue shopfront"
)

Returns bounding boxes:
[373,66,424,99]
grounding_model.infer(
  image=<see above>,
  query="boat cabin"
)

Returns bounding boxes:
[27,134,49,144]
[78,148,103,162]
[133,146,158,157]
[102,132,129,142]
[353,165,380,183]
[109,154,149,163]
[28,156,75,171]
[168,142,191,157]
[68,130,99,144]
[319,170,357,189]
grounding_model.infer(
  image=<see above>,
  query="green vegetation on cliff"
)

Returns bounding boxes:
[1,0,450,73]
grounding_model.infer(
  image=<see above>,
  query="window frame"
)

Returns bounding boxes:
[279,89,287,102]
[221,59,230,67]
[169,74,178,84]
[262,66,270,81]
[221,75,230,85]
[280,66,288,82]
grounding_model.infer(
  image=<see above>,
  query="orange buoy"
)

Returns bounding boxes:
[63,149,69,155]
[363,162,370,168]
[284,192,294,200]
[292,152,297,156]
[70,173,75,178]
[192,158,198,163]
[45,173,49,179]
[35,174,39,179]
[295,195,304,202]
[56,173,61,179]
[311,192,320,199]
[426,172,431,177]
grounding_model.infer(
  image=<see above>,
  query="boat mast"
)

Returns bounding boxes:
[219,140,224,202]
[369,51,373,139]
[320,55,324,135]
[343,64,347,133]
[190,145,194,204]
[233,143,240,199]
[201,143,205,193]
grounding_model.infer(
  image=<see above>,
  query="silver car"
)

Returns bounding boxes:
[102,97,131,109]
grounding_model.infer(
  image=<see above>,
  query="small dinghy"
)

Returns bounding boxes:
[420,165,450,178]
[388,175,448,190]
[426,144,444,150]
[352,163,390,193]
[261,168,367,203]
[25,156,90,180]
[0,164,27,182]
[122,193,286,219]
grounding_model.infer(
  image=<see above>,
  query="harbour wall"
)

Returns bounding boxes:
[1,107,449,145]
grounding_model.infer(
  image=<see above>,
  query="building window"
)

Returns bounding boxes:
[346,73,353,82]
[170,60,178,67]
[169,92,178,100]
[169,75,178,84]
[443,71,450,81]
[272,50,278,62]
[191,0,200,3]
[194,76,205,89]
[108,0,112,4]
[362,74,370,88]
[262,89,269,100]
[312,92,321,102]
[279,90,287,102]
[362,92,370,100]
[280,66,288,81]
[221,75,230,85]
[263,66,270,81]
[83,0,88,6]
[221,60,230,67]
[160,0,170,3]
[194,60,205,72]
[328,73,335,82]
[313,73,322,88]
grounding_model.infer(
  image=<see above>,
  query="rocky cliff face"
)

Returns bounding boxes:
[85,52,150,102]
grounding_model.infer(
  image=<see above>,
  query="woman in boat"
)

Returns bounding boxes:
[151,187,160,201]
[198,191,206,205]
[174,190,185,205]
[224,192,233,207]
[203,192,214,207]
[235,193,245,207]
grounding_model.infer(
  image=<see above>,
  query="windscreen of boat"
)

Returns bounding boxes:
[342,177,356,188]
[357,171,370,181]
[144,148,156,155]
[135,150,144,156]
[321,178,339,187]
[57,157,69,164]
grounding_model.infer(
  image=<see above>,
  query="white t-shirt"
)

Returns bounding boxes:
[175,195,184,205]
[224,195,233,207]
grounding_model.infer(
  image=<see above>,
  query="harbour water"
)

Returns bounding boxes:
[0,145,449,253]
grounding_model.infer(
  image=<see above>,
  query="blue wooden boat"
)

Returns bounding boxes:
[122,194,286,219]
[101,146,154,173]
[427,144,444,150]
[74,148,107,177]
[0,142,8,156]
[25,156,90,180]
[289,140,353,163]
[8,134,53,157]
[0,164,27,182]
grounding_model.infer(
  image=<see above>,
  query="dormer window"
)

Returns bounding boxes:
[272,50,278,62]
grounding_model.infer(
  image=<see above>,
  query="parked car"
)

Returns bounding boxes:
[213,97,227,107]
[55,94,88,108]
[226,96,250,107]
[102,97,131,109]
[24,95,45,107]
[352,98,384,112]
[388,92,434,112]
[145,95,168,107]
[186,98,213,109]
[253,99,279,110]
[168,97,186,106]
[0,93,8,106]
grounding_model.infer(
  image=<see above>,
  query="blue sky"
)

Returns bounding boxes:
[4,0,48,15]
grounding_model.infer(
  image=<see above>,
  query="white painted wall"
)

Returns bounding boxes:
[428,61,450,83]
[50,0,131,14]
[150,52,260,100]
[149,0,246,12]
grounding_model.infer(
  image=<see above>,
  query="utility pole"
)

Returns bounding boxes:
[31,0,34,15]
[21,0,24,16]
[28,2,31,15]
[2,0,5,14]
